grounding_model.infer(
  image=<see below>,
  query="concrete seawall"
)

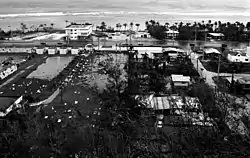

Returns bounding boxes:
[0,46,165,55]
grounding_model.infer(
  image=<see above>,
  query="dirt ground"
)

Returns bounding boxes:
[41,52,129,122]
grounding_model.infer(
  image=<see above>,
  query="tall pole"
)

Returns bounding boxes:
[130,28,132,45]
[217,55,221,79]
[172,29,175,46]
[98,36,100,50]
[197,57,199,71]
[195,27,197,43]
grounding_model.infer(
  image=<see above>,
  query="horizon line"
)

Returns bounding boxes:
[1,11,250,18]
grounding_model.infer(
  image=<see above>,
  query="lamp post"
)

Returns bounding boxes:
[59,84,63,103]
[217,54,221,79]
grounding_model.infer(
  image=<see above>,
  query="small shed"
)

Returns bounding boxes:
[171,74,191,87]
[165,30,179,39]
[236,77,250,91]
[208,33,224,40]
[204,48,221,55]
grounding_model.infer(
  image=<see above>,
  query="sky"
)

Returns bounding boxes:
[0,0,249,13]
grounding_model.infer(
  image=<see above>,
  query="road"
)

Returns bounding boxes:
[1,38,248,49]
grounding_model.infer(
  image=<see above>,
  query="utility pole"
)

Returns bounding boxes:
[130,28,132,45]
[195,26,197,43]
[59,84,63,103]
[97,36,100,50]
[217,54,221,79]
[197,57,199,71]
[172,29,175,46]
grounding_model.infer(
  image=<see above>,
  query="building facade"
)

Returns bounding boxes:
[227,51,250,63]
[65,24,93,40]
[165,30,179,39]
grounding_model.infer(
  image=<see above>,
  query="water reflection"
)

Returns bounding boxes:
[27,56,73,81]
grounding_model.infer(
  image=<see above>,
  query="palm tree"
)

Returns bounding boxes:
[214,21,218,32]
[50,23,54,29]
[135,23,140,31]
[165,22,170,29]
[101,21,106,32]
[123,23,127,31]
[130,22,134,31]
[116,23,120,31]
[149,20,156,26]
[65,20,69,27]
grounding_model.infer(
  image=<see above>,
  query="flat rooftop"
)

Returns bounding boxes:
[65,24,93,29]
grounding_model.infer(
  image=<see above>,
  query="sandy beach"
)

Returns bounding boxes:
[0,0,250,30]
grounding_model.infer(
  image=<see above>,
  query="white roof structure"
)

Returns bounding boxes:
[137,95,200,110]
[134,47,163,58]
[204,48,221,55]
[171,74,191,82]
[208,33,224,37]
[163,47,185,53]
[165,30,179,34]
[65,24,93,29]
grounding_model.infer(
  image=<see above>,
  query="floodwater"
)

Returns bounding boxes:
[27,56,73,80]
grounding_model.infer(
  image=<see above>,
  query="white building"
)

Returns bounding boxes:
[0,64,17,80]
[171,74,191,87]
[204,48,221,55]
[65,24,93,40]
[133,32,151,38]
[207,33,224,40]
[227,51,250,63]
[165,29,179,39]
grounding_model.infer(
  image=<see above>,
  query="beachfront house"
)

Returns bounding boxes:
[65,23,93,40]
[165,29,179,39]
[227,51,250,63]
[133,32,151,38]
[207,33,224,41]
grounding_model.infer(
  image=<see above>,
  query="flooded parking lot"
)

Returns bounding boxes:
[27,56,74,81]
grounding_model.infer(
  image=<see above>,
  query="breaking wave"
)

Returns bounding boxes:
[0,11,250,18]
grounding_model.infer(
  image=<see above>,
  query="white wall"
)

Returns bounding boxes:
[227,54,250,63]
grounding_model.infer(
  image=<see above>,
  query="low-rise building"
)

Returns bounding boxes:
[65,23,93,40]
[227,51,250,63]
[133,31,151,38]
[171,74,191,88]
[163,47,185,62]
[207,33,224,40]
[135,94,213,127]
[165,29,179,39]
[0,64,17,80]
[236,77,250,91]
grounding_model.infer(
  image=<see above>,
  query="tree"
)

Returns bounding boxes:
[50,23,54,29]
[116,23,120,31]
[123,23,127,31]
[146,21,166,40]
[65,20,69,27]
[246,22,250,30]
[135,23,140,31]
[100,21,106,32]
[130,22,134,31]
[20,23,27,34]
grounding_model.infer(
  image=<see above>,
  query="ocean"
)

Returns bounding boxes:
[0,0,250,30]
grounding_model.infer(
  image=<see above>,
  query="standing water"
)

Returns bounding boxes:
[27,56,74,81]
